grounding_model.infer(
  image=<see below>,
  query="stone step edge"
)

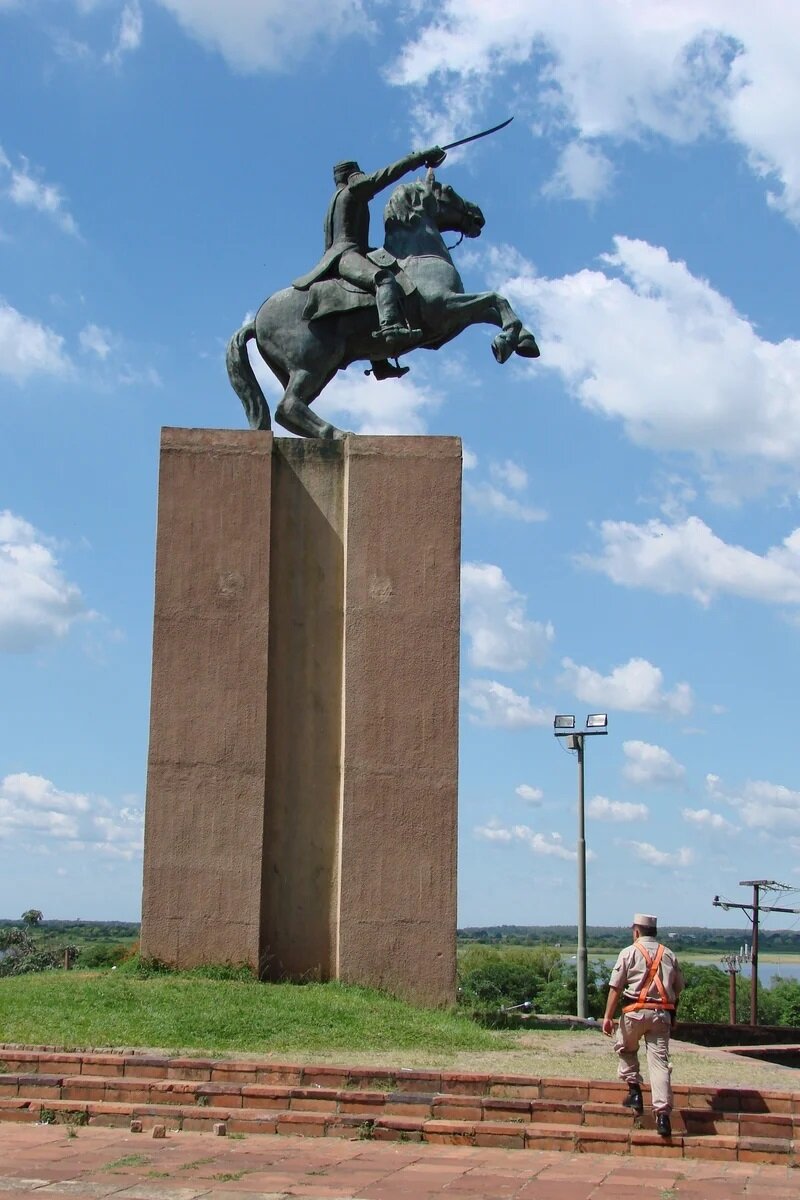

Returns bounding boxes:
[0,1097,794,1164]
[2,1074,797,1139]
[1,1047,797,1112]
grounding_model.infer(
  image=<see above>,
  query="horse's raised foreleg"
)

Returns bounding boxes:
[275,369,350,440]
[437,292,539,363]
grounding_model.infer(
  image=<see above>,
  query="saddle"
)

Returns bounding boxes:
[300,249,416,323]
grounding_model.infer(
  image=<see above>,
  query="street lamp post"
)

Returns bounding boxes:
[554,714,608,1020]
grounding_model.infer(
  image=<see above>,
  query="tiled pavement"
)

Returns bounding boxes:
[1,1123,798,1199]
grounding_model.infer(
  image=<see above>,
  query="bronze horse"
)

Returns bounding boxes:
[226,173,539,439]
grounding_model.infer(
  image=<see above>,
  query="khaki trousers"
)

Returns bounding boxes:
[614,1009,673,1113]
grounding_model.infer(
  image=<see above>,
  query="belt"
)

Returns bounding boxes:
[622,997,675,1013]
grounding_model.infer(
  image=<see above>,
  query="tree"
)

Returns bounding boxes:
[21,909,43,927]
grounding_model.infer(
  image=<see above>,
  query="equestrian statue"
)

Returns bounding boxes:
[226,121,539,439]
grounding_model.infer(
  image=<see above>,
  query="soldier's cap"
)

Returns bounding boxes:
[633,913,657,928]
[334,160,361,183]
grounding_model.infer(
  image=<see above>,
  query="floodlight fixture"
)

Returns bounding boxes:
[554,715,575,730]
[586,713,607,729]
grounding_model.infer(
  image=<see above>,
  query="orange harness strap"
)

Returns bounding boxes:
[622,942,675,1014]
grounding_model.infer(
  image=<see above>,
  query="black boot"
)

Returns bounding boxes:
[656,1112,672,1138]
[366,358,410,381]
[622,1083,643,1115]
[373,274,421,350]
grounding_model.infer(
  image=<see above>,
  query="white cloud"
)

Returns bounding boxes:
[622,740,686,786]
[462,446,478,470]
[0,511,90,652]
[560,656,692,716]
[492,237,800,493]
[318,372,438,435]
[514,825,579,861]
[0,774,87,841]
[515,784,543,806]
[628,840,695,869]
[463,679,550,730]
[390,4,800,224]
[464,481,547,523]
[581,516,800,608]
[154,0,372,73]
[104,0,143,65]
[682,807,737,833]
[475,820,580,861]
[588,795,648,823]
[0,772,142,859]
[707,772,800,833]
[462,562,553,670]
[79,324,113,360]
[490,460,528,492]
[0,300,71,382]
[543,140,615,203]
[0,773,142,858]
[76,805,144,858]
[465,459,545,522]
[2,152,79,236]
[474,820,513,843]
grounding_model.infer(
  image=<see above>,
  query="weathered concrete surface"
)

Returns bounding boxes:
[261,440,345,981]
[337,438,461,1005]
[141,429,273,970]
[141,431,460,1004]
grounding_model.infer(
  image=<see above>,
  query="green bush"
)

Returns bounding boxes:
[457,945,610,1018]
[79,942,130,969]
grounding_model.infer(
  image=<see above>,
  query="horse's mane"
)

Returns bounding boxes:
[383,180,428,226]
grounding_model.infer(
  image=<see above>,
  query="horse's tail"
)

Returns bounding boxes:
[226,319,272,431]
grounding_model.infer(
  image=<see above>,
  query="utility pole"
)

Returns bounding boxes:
[712,880,800,1026]
[720,948,750,1025]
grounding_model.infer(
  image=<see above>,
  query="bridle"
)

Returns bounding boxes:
[433,184,482,249]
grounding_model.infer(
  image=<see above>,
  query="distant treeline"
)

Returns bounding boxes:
[458,925,800,953]
[0,920,140,947]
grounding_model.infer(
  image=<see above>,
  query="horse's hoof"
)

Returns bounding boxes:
[492,333,514,364]
[515,333,540,359]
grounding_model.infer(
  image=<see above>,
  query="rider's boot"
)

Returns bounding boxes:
[372,273,421,352]
[368,358,410,381]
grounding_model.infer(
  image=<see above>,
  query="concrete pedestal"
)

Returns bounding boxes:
[140,429,461,1006]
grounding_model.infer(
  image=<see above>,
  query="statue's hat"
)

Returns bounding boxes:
[334,160,361,183]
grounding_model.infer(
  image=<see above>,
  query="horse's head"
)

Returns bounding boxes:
[383,174,485,240]
[427,171,485,240]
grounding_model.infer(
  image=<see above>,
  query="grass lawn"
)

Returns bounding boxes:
[1,970,798,1092]
[0,970,508,1056]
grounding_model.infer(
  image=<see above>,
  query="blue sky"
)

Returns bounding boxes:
[3,1,800,934]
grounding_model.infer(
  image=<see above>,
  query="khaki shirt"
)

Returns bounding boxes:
[609,936,685,1005]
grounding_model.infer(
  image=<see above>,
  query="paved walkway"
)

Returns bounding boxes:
[1,1124,798,1199]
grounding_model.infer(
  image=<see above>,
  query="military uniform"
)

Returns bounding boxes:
[293,148,444,363]
[293,152,433,292]
[607,913,684,1116]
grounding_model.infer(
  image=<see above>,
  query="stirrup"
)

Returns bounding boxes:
[372,324,422,347]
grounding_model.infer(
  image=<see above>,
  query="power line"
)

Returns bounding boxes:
[712,879,800,1026]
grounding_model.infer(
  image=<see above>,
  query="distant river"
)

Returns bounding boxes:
[579,954,800,986]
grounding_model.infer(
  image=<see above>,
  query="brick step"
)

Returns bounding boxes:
[0,1096,795,1165]
[2,1046,798,1116]
[2,1071,798,1143]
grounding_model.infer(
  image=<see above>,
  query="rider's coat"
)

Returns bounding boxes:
[292,152,426,291]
